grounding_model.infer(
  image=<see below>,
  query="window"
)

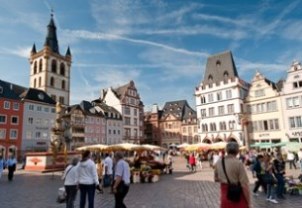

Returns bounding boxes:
[4,101,10,109]
[44,107,49,113]
[28,117,33,124]
[59,96,64,104]
[33,61,37,74]
[35,131,41,139]
[51,108,56,113]
[183,127,187,133]
[255,89,265,97]
[13,103,19,110]
[26,131,32,139]
[60,63,65,76]
[0,129,6,139]
[124,107,130,115]
[263,120,268,130]
[208,94,213,102]
[218,106,224,115]
[200,96,206,104]
[287,97,300,108]
[226,90,232,99]
[51,60,57,73]
[61,80,65,90]
[29,104,34,111]
[227,104,234,114]
[38,77,41,87]
[0,115,6,124]
[289,116,302,129]
[11,116,18,124]
[134,109,138,116]
[50,77,55,87]
[209,107,214,117]
[37,106,42,111]
[223,71,229,83]
[10,129,18,139]
[289,117,295,128]
[51,95,56,102]
[201,109,206,118]
[133,118,138,126]
[124,117,131,125]
[34,79,36,88]
[274,119,279,130]
[217,92,222,101]
[267,101,277,111]
[39,59,43,72]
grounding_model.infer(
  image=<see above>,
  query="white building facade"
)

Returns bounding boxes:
[21,89,56,151]
[100,81,144,143]
[281,61,302,144]
[245,72,285,145]
[195,51,249,146]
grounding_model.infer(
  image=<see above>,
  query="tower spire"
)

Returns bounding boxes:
[44,11,59,54]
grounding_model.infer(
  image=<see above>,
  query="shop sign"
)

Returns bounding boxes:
[259,133,270,137]
[292,131,302,137]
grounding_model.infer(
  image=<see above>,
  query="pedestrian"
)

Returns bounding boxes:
[252,155,266,195]
[189,153,196,172]
[112,151,130,208]
[6,154,17,181]
[264,155,278,204]
[273,153,286,199]
[287,151,296,169]
[77,150,100,208]
[214,142,251,208]
[95,159,104,194]
[298,148,302,172]
[0,155,5,180]
[62,157,79,208]
[103,153,113,188]
[212,151,220,167]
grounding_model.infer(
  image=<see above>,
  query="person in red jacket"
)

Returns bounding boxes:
[189,153,196,172]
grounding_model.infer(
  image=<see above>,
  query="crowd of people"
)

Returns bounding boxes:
[62,150,130,208]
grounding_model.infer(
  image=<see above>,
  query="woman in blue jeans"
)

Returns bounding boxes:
[77,150,101,208]
[264,155,278,204]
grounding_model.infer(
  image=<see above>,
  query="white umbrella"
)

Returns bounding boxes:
[76,144,108,151]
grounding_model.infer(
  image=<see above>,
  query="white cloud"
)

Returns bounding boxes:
[0,46,31,58]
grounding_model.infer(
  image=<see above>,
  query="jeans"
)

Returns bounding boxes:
[289,160,296,169]
[267,183,277,199]
[79,184,96,208]
[275,174,285,198]
[114,181,130,208]
[253,174,266,193]
[65,185,77,208]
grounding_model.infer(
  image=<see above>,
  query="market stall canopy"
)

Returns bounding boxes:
[108,143,141,151]
[250,142,287,149]
[184,143,210,151]
[76,144,108,151]
[281,142,302,152]
[141,144,167,151]
[210,141,227,150]
[177,143,189,148]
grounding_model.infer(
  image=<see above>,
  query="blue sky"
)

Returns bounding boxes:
[1,0,302,110]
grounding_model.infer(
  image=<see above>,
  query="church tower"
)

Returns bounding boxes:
[29,12,72,106]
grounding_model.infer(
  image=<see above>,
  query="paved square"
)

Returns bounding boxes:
[0,157,301,208]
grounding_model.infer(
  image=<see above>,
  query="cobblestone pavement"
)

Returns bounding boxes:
[0,157,301,208]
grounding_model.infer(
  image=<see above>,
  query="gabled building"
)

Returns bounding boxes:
[20,88,56,152]
[160,100,197,146]
[281,61,302,143]
[144,104,162,145]
[92,100,123,144]
[100,80,144,143]
[0,80,26,159]
[195,51,250,146]
[245,72,284,145]
[29,13,72,105]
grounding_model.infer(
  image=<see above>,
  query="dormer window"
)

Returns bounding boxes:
[216,60,221,67]
[38,93,44,100]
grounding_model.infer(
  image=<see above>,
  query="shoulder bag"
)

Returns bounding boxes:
[222,157,242,202]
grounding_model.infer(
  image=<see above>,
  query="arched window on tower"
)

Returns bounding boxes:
[208,75,213,88]
[38,77,41,87]
[51,60,57,73]
[50,77,54,87]
[33,61,37,74]
[61,80,65,90]
[34,79,36,88]
[223,71,229,84]
[60,63,65,76]
[39,59,43,72]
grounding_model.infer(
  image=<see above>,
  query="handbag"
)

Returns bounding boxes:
[222,157,242,202]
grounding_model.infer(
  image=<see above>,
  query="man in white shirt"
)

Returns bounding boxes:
[287,151,296,169]
[103,153,113,188]
[298,148,302,172]
[113,151,130,208]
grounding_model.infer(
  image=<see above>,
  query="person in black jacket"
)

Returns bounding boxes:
[253,154,266,195]
[273,153,286,199]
